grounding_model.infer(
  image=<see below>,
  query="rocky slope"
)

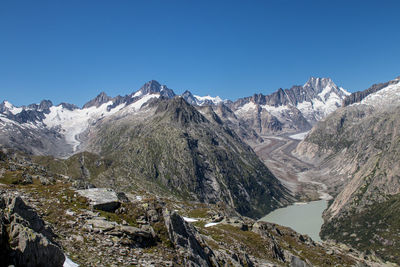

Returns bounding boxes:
[294,76,400,264]
[0,149,388,266]
[77,97,292,219]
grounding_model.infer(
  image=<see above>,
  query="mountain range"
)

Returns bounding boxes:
[0,77,349,157]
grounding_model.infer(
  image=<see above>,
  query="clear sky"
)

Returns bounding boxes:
[1,0,400,107]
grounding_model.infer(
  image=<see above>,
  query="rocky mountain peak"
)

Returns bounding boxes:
[60,102,79,111]
[156,96,207,125]
[303,77,335,92]
[181,90,198,105]
[83,92,113,109]
[0,100,13,113]
[140,80,162,93]
[132,80,176,98]
[26,100,53,113]
[38,100,53,110]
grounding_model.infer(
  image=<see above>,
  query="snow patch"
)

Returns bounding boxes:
[236,102,257,114]
[64,256,79,267]
[128,94,159,112]
[183,217,198,222]
[3,101,23,115]
[340,87,351,96]
[205,222,221,227]
[289,131,310,140]
[132,90,143,98]
[260,104,290,114]
[193,95,223,105]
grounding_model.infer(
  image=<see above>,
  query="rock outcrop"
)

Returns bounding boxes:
[0,194,65,267]
[77,188,122,212]
[164,210,218,267]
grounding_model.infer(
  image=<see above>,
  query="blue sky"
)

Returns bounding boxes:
[1,0,399,107]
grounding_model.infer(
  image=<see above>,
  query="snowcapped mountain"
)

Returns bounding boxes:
[343,76,400,109]
[0,81,174,156]
[226,77,349,134]
[181,90,225,106]
[0,77,347,156]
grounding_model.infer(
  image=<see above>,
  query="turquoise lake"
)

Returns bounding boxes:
[259,200,327,242]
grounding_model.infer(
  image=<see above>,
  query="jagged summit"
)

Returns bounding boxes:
[303,77,335,92]
[132,80,175,98]
[229,77,349,134]
[27,100,53,111]
[155,96,207,125]
[83,92,113,109]
[181,90,198,105]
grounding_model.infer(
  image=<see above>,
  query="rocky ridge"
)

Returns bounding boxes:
[0,193,65,267]
[294,76,400,264]
[222,77,349,135]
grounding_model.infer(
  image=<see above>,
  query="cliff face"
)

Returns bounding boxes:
[342,76,400,106]
[294,77,400,263]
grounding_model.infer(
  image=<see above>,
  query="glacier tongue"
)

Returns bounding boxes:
[43,100,126,152]
[42,92,161,152]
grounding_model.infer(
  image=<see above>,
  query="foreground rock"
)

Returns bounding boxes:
[77,188,124,212]
[0,193,65,267]
[164,210,219,266]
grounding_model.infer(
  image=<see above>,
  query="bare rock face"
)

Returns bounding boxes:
[7,196,56,242]
[0,211,10,264]
[0,195,65,267]
[10,223,64,267]
[342,76,400,106]
[83,92,113,109]
[163,210,218,267]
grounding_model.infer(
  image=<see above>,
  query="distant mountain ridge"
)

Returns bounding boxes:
[0,77,348,156]
[222,77,349,135]
[343,76,400,106]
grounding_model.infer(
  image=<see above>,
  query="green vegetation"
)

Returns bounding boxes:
[321,193,400,264]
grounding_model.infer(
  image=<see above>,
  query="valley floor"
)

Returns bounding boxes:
[252,134,326,202]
